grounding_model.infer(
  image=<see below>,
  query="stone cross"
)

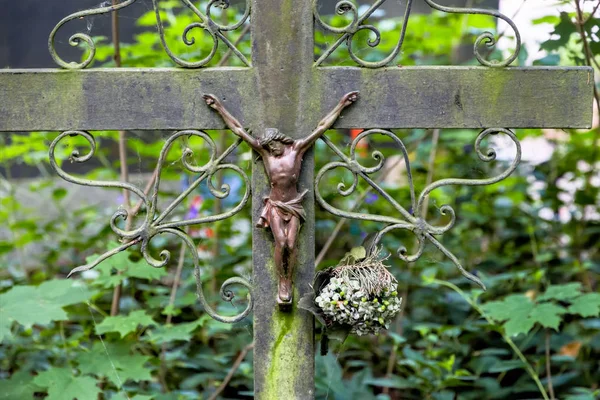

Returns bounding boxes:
[0,0,593,398]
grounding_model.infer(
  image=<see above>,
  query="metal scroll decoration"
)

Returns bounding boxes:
[48,0,251,69]
[313,0,522,68]
[49,130,252,323]
[315,128,522,290]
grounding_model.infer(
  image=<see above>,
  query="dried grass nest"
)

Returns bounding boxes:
[300,247,403,338]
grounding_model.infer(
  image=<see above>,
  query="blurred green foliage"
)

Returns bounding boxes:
[0,1,599,399]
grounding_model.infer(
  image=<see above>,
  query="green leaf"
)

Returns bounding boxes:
[95,310,156,338]
[91,242,167,286]
[364,376,414,389]
[0,369,44,400]
[126,258,168,280]
[349,246,367,261]
[75,342,153,388]
[0,321,10,342]
[488,359,525,373]
[33,368,101,400]
[568,293,600,318]
[0,280,94,341]
[52,188,68,201]
[115,354,154,384]
[529,303,567,331]
[502,317,536,338]
[484,294,534,323]
[483,295,566,336]
[537,283,582,302]
[143,319,204,344]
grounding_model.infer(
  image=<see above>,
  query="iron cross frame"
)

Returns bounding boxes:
[0,0,594,398]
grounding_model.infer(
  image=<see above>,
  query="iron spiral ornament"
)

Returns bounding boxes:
[313,0,521,68]
[49,0,251,69]
[315,128,522,289]
[49,130,252,323]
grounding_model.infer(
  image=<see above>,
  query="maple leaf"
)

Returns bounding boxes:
[568,293,600,318]
[483,295,566,336]
[0,369,43,400]
[537,283,583,302]
[75,342,153,388]
[33,368,101,400]
[144,319,206,344]
[95,310,156,338]
[0,280,95,342]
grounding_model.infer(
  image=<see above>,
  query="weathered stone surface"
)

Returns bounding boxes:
[0,68,255,131]
[0,66,593,132]
[321,66,594,129]
[251,0,316,398]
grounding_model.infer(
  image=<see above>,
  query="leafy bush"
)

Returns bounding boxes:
[1,1,598,399]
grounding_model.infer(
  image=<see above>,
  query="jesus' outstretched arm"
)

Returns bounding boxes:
[203,94,263,153]
[296,91,359,153]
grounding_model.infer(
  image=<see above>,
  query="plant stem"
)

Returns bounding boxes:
[158,228,190,392]
[110,0,129,318]
[432,279,550,400]
[545,330,555,400]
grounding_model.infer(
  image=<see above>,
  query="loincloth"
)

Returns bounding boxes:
[257,189,308,229]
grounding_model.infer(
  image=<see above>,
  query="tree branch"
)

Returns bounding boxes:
[207,342,255,400]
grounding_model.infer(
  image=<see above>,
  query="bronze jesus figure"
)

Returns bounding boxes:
[204,91,359,307]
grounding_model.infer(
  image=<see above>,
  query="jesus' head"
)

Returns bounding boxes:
[259,128,294,156]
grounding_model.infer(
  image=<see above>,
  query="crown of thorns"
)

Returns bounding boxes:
[259,128,294,147]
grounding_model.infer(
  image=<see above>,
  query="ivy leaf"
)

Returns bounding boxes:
[116,354,154,383]
[483,295,566,336]
[0,369,43,400]
[76,342,126,387]
[0,280,94,341]
[503,317,536,338]
[126,258,168,280]
[537,283,582,302]
[528,303,566,331]
[33,368,101,400]
[91,242,167,287]
[75,342,153,388]
[144,319,205,344]
[484,295,533,323]
[568,293,600,318]
[95,310,156,338]
[90,255,126,289]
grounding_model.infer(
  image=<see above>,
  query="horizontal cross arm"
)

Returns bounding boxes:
[0,68,256,132]
[0,66,594,132]
[319,67,594,129]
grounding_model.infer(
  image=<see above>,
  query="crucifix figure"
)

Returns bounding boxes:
[204,91,359,307]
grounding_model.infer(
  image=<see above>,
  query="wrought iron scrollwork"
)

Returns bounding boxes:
[49,0,251,69]
[49,0,138,69]
[49,130,252,323]
[313,0,521,68]
[153,0,251,68]
[423,0,521,67]
[315,128,522,289]
[314,0,413,68]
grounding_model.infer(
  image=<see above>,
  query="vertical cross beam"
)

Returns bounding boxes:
[251,0,316,398]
